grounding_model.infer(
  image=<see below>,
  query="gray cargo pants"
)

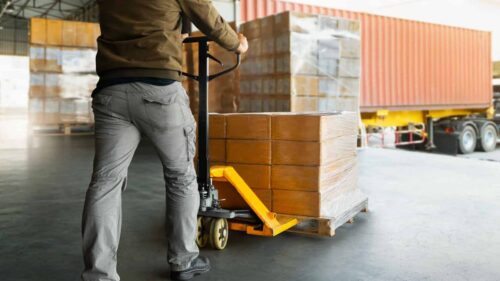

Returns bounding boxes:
[81,82,199,281]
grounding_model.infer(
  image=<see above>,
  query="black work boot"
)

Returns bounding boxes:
[170,256,211,281]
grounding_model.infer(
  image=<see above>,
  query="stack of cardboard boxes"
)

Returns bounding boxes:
[203,112,366,219]
[199,114,273,209]
[29,18,99,125]
[239,11,361,113]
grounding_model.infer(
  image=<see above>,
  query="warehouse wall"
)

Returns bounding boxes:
[284,0,500,60]
[0,15,28,56]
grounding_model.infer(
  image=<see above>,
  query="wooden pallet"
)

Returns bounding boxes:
[276,198,368,237]
[32,123,94,136]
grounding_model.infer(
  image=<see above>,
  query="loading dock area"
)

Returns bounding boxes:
[1,136,499,281]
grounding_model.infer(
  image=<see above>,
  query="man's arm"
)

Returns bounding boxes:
[179,0,243,52]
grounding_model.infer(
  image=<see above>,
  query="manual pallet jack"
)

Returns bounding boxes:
[182,36,298,250]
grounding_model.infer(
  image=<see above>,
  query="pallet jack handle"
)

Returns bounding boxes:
[182,36,241,82]
[181,36,241,201]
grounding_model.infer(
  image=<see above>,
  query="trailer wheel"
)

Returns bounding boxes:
[478,124,498,152]
[458,125,477,154]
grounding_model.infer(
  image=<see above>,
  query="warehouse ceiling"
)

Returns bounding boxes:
[0,0,93,20]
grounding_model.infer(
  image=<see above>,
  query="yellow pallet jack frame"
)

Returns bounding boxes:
[182,36,297,250]
[211,166,298,237]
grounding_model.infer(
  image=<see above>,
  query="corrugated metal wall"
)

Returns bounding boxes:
[240,0,493,111]
[0,16,28,56]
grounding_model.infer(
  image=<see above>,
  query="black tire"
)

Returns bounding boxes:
[478,124,498,152]
[458,125,477,154]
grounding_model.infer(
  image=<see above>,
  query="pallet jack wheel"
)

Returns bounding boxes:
[209,218,229,250]
[195,217,209,248]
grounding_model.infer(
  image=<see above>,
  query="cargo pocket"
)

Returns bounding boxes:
[184,124,196,161]
[143,92,184,131]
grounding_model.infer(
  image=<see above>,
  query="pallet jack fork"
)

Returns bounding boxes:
[182,36,298,250]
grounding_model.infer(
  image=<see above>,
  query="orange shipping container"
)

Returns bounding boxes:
[240,0,492,111]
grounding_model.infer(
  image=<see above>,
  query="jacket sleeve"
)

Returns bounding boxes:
[179,0,240,51]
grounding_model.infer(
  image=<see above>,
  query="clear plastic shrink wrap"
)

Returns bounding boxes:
[239,11,361,114]
[186,12,367,221]
[28,21,99,125]
[204,111,367,220]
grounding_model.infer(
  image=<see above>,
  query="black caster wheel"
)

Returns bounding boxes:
[209,218,229,250]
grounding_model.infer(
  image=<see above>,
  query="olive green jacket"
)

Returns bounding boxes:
[96,0,240,81]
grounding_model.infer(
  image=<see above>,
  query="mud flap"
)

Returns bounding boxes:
[433,132,458,155]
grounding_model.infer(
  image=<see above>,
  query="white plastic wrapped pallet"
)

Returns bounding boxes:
[239,11,361,113]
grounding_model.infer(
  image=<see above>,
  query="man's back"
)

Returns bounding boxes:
[96,0,239,82]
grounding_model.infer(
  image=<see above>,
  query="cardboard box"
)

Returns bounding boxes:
[318,38,340,60]
[322,97,359,112]
[196,138,226,162]
[46,19,62,46]
[318,78,338,97]
[76,22,96,48]
[259,16,275,38]
[45,47,62,72]
[29,86,45,98]
[318,15,339,31]
[272,180,358,217]
[62,21,78,47]
[274,11,319,34]
[272,135,357,166]
[338,18,361,36]
[290,96,318,112]
[241,19,261,39]
[293,75,319,96]
[209,139,226,162]
[339,58,361,78]
[338,78,360,97]
[209,114,226,139]
[271,112,358,141]
[271,160,357,192]
[30,18,47,45]
[275,52,318,75]
[230,163,271,189]
[226,113,271,140]
[272,169,358,217]
[44,74,61,98]
[215,182,272,210]
[226,140,271,164]
[340,38,361,59]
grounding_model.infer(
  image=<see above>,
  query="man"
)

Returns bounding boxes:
[81,1,248,281]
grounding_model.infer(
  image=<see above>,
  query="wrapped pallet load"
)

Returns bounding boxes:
[203,112,367,235]
[28,18,99,129]
[239,11,361,113]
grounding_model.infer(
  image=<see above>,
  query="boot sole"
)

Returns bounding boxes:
[171,266,211,281]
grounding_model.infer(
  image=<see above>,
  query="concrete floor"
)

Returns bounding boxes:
[460,145,500,162]
[1,135,500,281]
